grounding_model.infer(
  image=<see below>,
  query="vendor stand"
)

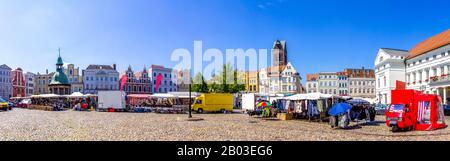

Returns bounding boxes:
[30,94,69,111]
[284,93,341,121]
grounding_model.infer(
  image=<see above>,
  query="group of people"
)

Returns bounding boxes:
[71,97,97,111]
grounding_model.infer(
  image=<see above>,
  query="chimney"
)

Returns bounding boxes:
[113,64,117,70]
[46,69,48,74]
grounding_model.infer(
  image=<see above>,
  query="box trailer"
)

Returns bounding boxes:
[192,93,233,113]
[97,91,126,112]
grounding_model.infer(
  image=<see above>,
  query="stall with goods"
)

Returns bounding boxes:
[66,92,93,111]
[150,93,193,114]
[284,93,341,121]
[126,94,153,113]
[30,94,69,111]
[347,99,376,122]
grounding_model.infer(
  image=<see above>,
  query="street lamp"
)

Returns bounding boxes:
[188,83,192,118]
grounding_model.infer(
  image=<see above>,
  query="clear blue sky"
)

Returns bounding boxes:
[1,0,449,82]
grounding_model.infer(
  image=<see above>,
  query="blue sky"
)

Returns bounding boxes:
[1,0,449,82]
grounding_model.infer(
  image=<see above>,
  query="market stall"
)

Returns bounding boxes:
[30,94,69,111]
[150,93,188,114]
[126,94,153,113]
[284,93,342,121]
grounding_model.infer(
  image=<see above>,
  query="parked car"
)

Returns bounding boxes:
[444,105,450,116]
[18,99,32,108]
[0,97,10,111]
[374,103,388,115]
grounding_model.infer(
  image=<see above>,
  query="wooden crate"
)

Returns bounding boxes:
[277,113,293,120]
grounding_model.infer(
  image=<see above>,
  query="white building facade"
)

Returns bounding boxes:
[318,72,338,95]
[25,72,35,96]
[374,29,450,104]
[375,48,408,104]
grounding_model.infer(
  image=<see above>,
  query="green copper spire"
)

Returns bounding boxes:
[56,48,64,66]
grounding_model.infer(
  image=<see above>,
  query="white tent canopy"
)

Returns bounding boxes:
[284,93,337,100]
[168,92,200,98]
[31,94,61,98]
[151,93,176,98]
[67,92,84,98]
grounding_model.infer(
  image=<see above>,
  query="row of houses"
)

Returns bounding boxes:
[1,50,181,99]
[305,68,376,98]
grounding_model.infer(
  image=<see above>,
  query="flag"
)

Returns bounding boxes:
[155,73,163,92]
[119,74,128,91]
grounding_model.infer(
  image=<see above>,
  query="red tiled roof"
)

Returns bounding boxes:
[306,74,319,81]
[408,29,450,59]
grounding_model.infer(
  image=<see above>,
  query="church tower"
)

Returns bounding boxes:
[272,40,288,67]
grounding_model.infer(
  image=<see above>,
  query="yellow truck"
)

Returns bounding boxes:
[192,93,233,113]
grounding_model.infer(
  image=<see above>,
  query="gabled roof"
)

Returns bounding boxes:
[86,65,115,70]
[0,64,12,70]
[306,74,319,81]
[407,29,450,59]
[380,48,409,56]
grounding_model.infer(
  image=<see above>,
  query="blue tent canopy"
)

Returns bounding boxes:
[328,103,352,116]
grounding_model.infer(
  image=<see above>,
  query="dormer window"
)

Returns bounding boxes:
[379,56,383,62]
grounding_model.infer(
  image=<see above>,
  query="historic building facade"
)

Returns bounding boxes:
[307,68,375,98]
[318,72,338,95]
[405,29,450,103]
[374,48,408,104]
[346,68,376,98]
[34,70,54,95]
[0,64,12,99]
[64,64,83,93]
[149,65,178,93]
[120,65,151,94]
[245,71,259,93]
[375,29,450,104]
[25,72,35,96]
[83,64,119,94]
[337,72,349,96]
[306,74,319,93]
[11,68,26,97]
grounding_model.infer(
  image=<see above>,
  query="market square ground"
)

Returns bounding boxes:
[1,108,450,141]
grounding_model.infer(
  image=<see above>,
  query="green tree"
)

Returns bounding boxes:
[212,63,245,93]
[192,72,208,93]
